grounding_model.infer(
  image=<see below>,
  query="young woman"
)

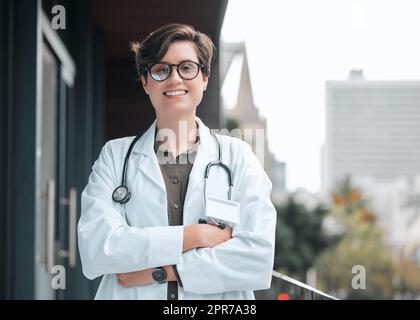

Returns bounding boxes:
[78,23,276,300]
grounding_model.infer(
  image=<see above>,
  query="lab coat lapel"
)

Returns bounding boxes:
[184,117,218,207]
[131,119,166,193]
[130,117,218,202]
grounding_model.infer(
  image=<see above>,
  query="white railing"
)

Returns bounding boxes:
[254,270,338,300]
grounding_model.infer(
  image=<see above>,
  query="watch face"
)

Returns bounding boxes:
[152,268,167,283]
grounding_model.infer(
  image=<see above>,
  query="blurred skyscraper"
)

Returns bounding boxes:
[323,70,420,258]
[220,41,286,199]
[272,160,286,195]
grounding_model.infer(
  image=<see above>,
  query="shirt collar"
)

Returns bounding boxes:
[153,124,201,158]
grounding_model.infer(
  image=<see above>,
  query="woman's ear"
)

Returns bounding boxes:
[203,75,209,91]
[141,76,149,95]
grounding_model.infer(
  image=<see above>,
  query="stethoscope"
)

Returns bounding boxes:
[112,129,233,222]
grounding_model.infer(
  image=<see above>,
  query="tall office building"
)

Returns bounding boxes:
[323,70,420,253]
[220,42,282,183]
[323,70,420,192]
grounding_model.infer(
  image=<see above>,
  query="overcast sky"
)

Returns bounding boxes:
[220,0,420,192]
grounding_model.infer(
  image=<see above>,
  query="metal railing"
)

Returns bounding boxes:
[254,271,338,300]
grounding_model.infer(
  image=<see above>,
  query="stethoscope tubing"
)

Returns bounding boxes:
[112,128,233,204]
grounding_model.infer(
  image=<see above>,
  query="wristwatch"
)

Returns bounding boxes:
[152,267,167,284]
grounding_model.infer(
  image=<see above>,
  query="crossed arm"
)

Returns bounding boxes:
[79,141,275,293]
[116,223,232,287]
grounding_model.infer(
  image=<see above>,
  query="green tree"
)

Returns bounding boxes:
[226,118,240,131]
[274,194,339,281]
[315,177,394,299]
[392,254,420,299]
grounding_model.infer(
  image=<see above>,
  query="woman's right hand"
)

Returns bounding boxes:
[196,223,232,248]
[183,224,232,252]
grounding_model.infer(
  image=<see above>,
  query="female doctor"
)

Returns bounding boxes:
[77,23,277,300]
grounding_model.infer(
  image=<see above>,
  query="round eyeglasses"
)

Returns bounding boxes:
[146,61,204,81]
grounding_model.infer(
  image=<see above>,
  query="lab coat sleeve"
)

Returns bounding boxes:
[176,143,276,294]
[78,141,184,280]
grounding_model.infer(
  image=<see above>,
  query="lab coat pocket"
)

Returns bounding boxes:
[205,195,240,227]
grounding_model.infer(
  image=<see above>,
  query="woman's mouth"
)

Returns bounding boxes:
[163,90,188,97]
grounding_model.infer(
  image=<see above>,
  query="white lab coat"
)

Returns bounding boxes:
[78,116,276,300]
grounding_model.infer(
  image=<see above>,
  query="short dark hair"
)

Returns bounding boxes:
[130,23,216,82]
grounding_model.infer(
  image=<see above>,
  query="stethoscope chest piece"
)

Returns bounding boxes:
[112,185,131,204]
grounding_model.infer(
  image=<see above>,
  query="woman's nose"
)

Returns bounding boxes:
[167,66,183,83]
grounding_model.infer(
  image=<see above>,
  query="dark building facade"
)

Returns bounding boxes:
[0,0,227,299]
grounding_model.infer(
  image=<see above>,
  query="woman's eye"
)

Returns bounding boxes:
[156,68,167,74]
[181,65,194,72]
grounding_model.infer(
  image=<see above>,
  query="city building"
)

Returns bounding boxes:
[220,41,286,198]
[323,70,420,257]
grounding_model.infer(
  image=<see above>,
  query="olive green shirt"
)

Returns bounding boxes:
[154,129,199,300]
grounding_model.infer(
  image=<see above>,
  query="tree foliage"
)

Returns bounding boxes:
[315,177,394,299]
[274,194,339,281]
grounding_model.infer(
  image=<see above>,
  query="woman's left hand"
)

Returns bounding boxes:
[116,269,153,287]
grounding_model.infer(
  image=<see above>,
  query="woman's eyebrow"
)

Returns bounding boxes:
[159,59,198,64]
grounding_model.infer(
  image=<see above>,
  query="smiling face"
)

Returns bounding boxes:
[141,40,209,118]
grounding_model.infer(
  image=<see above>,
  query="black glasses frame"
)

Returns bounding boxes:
[145,61,204,81]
